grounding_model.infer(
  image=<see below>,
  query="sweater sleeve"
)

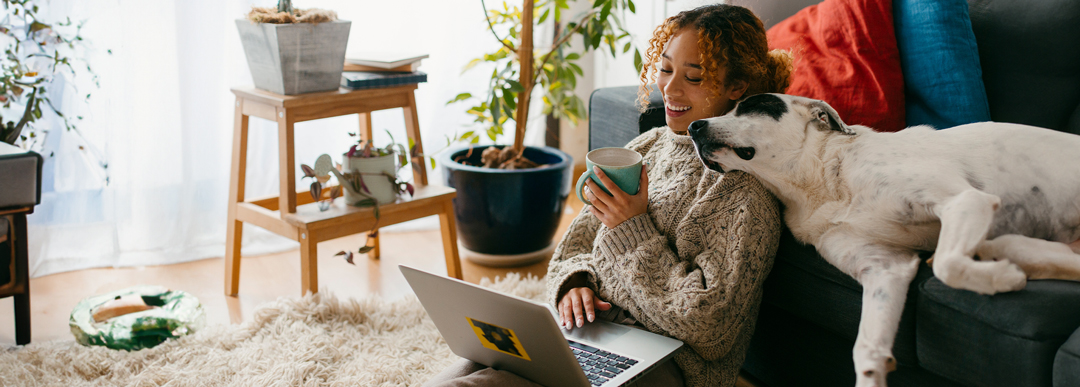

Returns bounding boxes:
[595,171,782,361]
[545,128,663,307]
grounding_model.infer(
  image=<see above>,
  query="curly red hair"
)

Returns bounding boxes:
[638,5,793,111]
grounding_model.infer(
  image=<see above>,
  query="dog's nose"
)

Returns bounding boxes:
[688,120,708,135]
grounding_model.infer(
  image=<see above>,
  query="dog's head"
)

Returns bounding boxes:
[688,93,855,175]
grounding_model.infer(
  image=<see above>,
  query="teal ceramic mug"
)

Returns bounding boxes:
[575,147,643,206]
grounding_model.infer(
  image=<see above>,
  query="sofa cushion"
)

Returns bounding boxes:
[1055,329,1080,387]
[760,230,936,366]
[894,0,991,129]
[745,302,962,387]
[766,0,906,132]
[917,278,1080,387]
[588,85,666,151]
[967,0,1080,135]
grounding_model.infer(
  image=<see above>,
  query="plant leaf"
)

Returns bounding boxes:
[330,185,342,199]
[506,80,525,92]
[314,154,333,177]
[301,164,316,178]
[335,250,354,265]
[634,48,642,73]
[447,92,472,105]
[309,182,321,203]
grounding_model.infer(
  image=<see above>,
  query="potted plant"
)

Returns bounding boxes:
[0,0,104,178]
[300,133,414,262]
[236,0,350,95]
[340,131,411,205]
[440,0,639,265]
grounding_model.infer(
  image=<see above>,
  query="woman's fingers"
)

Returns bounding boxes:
[594,297,612,311]
[591,167,622,201]
[637,163,649,196]
[581,290,597,322]
[559,296,572,328]
[585,180,613,213]
[559,288,612,329]
[570,290,585,328]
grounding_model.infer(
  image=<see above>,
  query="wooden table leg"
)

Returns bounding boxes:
[300,230,318,295]
[225,98,249,296]
[403,91,427,186]
[359,112,380,260]
[13,213,30,345]
[439,200,462,280]
[277,107,297,215]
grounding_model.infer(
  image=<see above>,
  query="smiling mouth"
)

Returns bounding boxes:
[665,101,690,112]
[665,101,691,117]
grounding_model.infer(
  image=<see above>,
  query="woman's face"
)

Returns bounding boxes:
[656,28,748,134]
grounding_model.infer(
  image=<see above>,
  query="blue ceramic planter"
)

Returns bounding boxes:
[441,145,573,255]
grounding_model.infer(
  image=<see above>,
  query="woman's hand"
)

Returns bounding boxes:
[585,165,649,229]
[558,287,612,330]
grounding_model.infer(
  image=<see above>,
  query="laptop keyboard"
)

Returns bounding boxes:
[568,340,639,386]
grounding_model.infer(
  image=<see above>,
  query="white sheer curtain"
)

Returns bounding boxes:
[26,0,541,277]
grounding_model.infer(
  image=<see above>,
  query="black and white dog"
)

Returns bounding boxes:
[688,93,1080,387]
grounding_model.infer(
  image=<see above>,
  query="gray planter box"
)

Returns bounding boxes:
[236,19,351,95]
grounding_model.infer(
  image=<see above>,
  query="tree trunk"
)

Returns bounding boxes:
[512,0,534,157]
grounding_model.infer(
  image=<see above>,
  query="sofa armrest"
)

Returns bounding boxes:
[1055,328,1080,387]
[588,85,666,152]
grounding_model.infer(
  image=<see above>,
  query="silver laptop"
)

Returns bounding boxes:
[400,265,683,387]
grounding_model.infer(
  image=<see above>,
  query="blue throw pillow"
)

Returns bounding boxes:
[894,0,991,129]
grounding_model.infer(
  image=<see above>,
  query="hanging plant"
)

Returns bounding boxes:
[1,0,106,180]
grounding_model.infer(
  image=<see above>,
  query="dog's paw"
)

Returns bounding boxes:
[854,362,890,387]
[989,261,1027,293]
[854,351,894,387]
[960,261,1027,295]
[934,256,1028,295]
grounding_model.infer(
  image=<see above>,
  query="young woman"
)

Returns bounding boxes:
[427,4,793,386]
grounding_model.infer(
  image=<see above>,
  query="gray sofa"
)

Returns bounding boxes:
[586,0,1080,385]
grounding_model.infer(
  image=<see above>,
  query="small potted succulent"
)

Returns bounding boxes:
[339,131,412,205]
[236,0,350,95]
[300,134,414,261]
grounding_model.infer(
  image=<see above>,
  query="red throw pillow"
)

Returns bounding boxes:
[767,0,905,132]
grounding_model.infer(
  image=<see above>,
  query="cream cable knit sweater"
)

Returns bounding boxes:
[547,127,783,387]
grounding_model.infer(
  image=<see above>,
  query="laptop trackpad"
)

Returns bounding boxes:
[564,322,631,346]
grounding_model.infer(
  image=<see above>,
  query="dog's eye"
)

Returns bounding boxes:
[818,111,828,123]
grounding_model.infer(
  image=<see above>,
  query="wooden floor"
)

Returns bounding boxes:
[0,185,760,386]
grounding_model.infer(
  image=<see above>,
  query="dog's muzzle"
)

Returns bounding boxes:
[689,120,755,173]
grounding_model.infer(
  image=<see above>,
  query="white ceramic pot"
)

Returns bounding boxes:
[342,153,399,205]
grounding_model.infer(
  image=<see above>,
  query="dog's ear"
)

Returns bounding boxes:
[808,101,854,135]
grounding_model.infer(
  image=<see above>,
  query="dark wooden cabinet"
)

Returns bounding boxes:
[1,141,42,345]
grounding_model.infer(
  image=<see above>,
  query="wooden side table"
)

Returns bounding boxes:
[225,85,461,296]
[1,209,31,345]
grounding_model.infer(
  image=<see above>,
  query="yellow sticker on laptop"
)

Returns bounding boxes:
[467,317,531,361]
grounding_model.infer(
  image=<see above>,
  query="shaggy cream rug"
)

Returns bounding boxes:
[1,273,546,386]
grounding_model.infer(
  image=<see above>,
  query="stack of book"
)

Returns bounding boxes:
[341,53,428,90]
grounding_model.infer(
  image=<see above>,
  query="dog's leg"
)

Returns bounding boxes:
[977,235,1080,280]
[819,235,920,387]
[931,189,1027,294]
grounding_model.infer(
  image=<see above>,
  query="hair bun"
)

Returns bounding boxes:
[764,49,794,94]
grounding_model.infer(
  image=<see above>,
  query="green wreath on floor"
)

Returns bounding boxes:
[69,285,205,351]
